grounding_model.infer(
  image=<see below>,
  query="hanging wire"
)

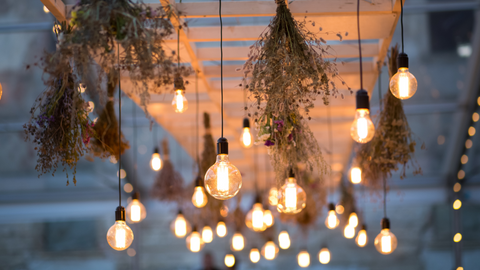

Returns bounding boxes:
[327,105,334,199]
[254,145,258,192]
[400,0,404,53]
[383,175,387,218]
[177,28,180,68]
[132,100,137,191]
[357,0,364,90]
[195,71,200,171]
[378,62,383,110]
[118,43,122,207]
[219,0,224,138]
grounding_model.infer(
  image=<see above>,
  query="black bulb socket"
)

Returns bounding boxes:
[174,76,185,91]
[195,175,204,187]
[328,203,335,211]
[115,206,126,221]
[361,224,367,231]
[178,209,183,215]
[381,218,390,230]
[153,147,159,154]
[132,192,140,200]
[243,117,250,128]
[288,168,295,178]
[254,193,262,204]
[397,52,409,69]
[192,225,198,232]
[217,137,229,155]
[356,89,370,110]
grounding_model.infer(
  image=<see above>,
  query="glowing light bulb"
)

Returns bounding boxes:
[204,141,242,200]
[125,194,147,223]
[250,248,261,263]
[374,219,397,255]
[351,109,375,143]
[246,202,266,232]
[344,224,355,239]
[216,221,227,238]
[202,226,213,243]
[350,167,362,184]
[318,247,331,264]
[278,231,291,249]
[172,90,188,113]
[336,204,345,214]
[224,254,235,267]
[325,203,339,229]
[277,170,306,214]
[262,240,279,260]
[106,207,134,251]
[268,187,278,206]
[453,199,462,210]
[349,212,359,228]
[240,118,253,148]
[186,228,204,252]
[192,176,208,208]
[454,233,462,242]
[43,5,50,13]
[231,232,245,251]
[263,209,274,227]
[356,225,368,247]
[390,68,417,100]
[170,211,190,238]
[150,148,162,171]
[297,250,310,268]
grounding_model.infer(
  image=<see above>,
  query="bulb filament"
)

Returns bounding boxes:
[381,234,392,253]
[131,204,141,222]
[115,227,126,249]
[217,161,229,193]
[242,127,252,147]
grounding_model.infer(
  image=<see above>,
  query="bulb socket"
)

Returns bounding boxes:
[328,203,335,211]
[174,76,185,91]
[356,89,370,110]
[153,147,159,154]
[195,175,204,186]
[243,117,250,128]
[132,192,140,200]
[361,224,367,231]
[381,218,390,229]
[217,137,229,155]
[254,193,262,204]
[192,225,198,232]
[115,206,126,221]
[397,53,409,69]
[288,168,295,178]
[178,209,183,215]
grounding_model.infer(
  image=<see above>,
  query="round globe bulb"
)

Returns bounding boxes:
[126,199,147,223]
[192,186,208,208]
[216,221,227,238]
[351,109,375,143]
[277,176,306,214]
[150,152,162,171]
[202,226,214,243]
[389,67,417,100]
[297,250,310,268]
[374,228,398,255]
[231,232,245,251]
[204,154,242,200]
[318,248,331,264]
[170,212,191,238]
[278,231,291,249]
[106,221,134,251]
[261,241,279,260]
[186,230,204,252]
[250,248,261,263]
[172,90,188,113]
[325,210,339,229]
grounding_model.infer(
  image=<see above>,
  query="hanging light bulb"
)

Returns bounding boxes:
[325,203,339,229]
[268,187,278,206]
[240,118,253,148]
[224,254,235,268]
[356,224,368,247]
[150,147,162,171]
[172,77,188,113]
[204,138,242,200]
[125,192,147,223]
[170,210,191,238]
[43,5,50,13]
[350,166,362,184]
[351,90,375,143]
[202,226,214,243]
[263,209,274,227]
[245,195,266,232]
[106,207,134,251]
[374,218,398,255]
[250,248,261,263]
[186,226,204,253]
[278,231,291,249]
[216,220,228,238]
[277,169,307,214]
[344,224,356,239]
[231,231,245,251]
[318,247,331,264]
[390,66,417,100]
[192,176,208,208]
[261,240,279,260]
[297,250,310,268]
[348,211,359,228]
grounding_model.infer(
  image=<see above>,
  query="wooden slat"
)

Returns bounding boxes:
[40,0,66,22]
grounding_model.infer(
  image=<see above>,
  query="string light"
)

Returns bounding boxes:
[150,147,162,171]
[216,221,227,238]
[461,155,468,164]
[126,193,146,223]
[336,204,345,214]
[468,126,476,136]
[268,187,279,206]
[325,203,339,229]
[277,169,306,214]
[231,231,245,251]
[224,254,235,267]
[192,176,208,208]
[246,196,266,232]
[202,226,214,243]
[263,209,274,227]
[465,139,473,149]
[43,5,50,13]
[344,224,355,239]
[454,233,462,243]
[250,248,261,263]
[318,247,331,264]
[297,250,310,268]
[186,227,204,252]
[348,211,359,227]
[458,170,465,180]
[350,167,362,184]
[453,199,462,210]
[172,29,188,113]
[170,210,191,238]
[240,118,253,148]
[356,225,368,247]
[261,240,279,260]
[473,112,479,122]
[278,231,291,249]
[453,183,462,192]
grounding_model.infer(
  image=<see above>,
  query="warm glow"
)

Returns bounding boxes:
[336,204,345,214]
[466,139,473,149]
[473,112,479,122]
[351,167,362,184]
[285,183,297,210]
[126,199,147,223]
[277,177,306,214]
[458,170,465,180]
[173,214,188,238]
[250,248,260,263]
[262,241,278,260]
[231,232,245,251]
[268,187,278,206]
[381,234,392,252]
[278,231,291,249]
[204,154,242,200]
[202,226,213,243]
[454,183,462,192]
[241,127,253,148]
[150,153,162,171]
[461,155,468,164]
[172,90,188,113]
[192,186,208,208]
[351,109,375,143]
[457,267,464,270]
[297,251,310,268]
[318,248,331,264]
[216,221,227,237]
[43,5,50,13]
[374,229,397,255]
[224,254,235,267]
[469,126,476,136]
[123,183,133,193]
[356,229,368,247]
[106,221,134,251]
[344,224,355,239]
[263,210,274,227]
[325,210,339,229]
[389,67,417,100]
[187,231,203,252]
[115,227,126,249]
[454,233,462,242]
[453,199,462,210]
[252,203,265,230]
[349,212,359,227]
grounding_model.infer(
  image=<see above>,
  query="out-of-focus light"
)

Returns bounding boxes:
[453,183,462,192]
[457,44,472,58]
[454,233,462,242]
[458,170,465,180]
[124,183,133,193]
[466,139,473,149]
[453,199,462,210]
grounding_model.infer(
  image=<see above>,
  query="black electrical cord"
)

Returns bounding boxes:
[118,43,122,207]
[219,0,224,138]
[177,28,180,68]
[195,72,200,170]
[357,0,364,90]
[327,105,333,198]
[383,175,387,218]
[378,62,383,111]
[132,100,137,191]
[400,0,404,54]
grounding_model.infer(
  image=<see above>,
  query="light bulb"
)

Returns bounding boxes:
[172,90,188,113]
[224,254,235,267]
[240,118,253,148]
[344,224,355,239]
[125,194,147,223]
[202,226,214,243]
[374,218,397,255]
[106,207,134,251]
[204,139,242,200]
[263,209,274,227]
[351,108,375,143]
[43,5,50,13]
[277,170,306,214]
[325,203,339,229]
[246,202,266,232]
[192,176,208,208]
[170,211,191,238]
[150,148,162,171]
[268,187,278,206]
[216,221,227,237]
[278,231,291,249]
[261,240,279,260]
[250,248,261,263]
[349,212,359,228]
[390,68,417,100]
[297,250,310,268]
[453,199,462,210]
[186,228,204,252]
[318,247,331,264]
[231,232,245,251]
[356,225,368,247]
[350,167,362,184]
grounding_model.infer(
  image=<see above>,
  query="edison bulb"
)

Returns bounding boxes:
[216,221,227,237]
[231,232,245,251]
[192,186,208,208]
[374,229,397,254]
[261,240,279,260]
[350,109,375,143]
[186,229,204,252]
[278,231,291,249]
[170,211,191,238]
[225,254,235,267]
[277,174,306,214]
[390,67,417,100]
[268,187,278,206]
[318,247,331,264]
[240,129,253,149]
[250,248,260,263]
[150,149,162,171]
[172,90,188,113]
[106,221,134,251]
[204,154,242,200]
[297,250,310,268]
[344,224,355,239]
[349,212,359,227]
[263,209,274,227]
[202,226,213,243]
[325,204,339,229]
[43,5,50,13]
[350,167,362,184]
[356,226,368,247]
[126,198,147,223]
[246,203,266,232]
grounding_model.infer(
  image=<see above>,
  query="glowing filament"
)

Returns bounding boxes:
[351,167,362,184]
[398,71,410,98]
[115,228,126,249]
[175,218,187,237]
[285,184,297,210]
[242,127,252,147]
[217,162,229,192]
[381,234,392,253]
[130,204,141,222]
[190,233,201,252]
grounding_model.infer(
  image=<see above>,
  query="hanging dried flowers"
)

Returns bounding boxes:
[355,45,423,187]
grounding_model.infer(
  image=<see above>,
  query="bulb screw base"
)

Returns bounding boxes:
[115,206,126,221]
[195,176,203,186]
[192,225,198,232]
[356,89,370,110]
[132,192,140,200]
[217,137,229,155]
[381,218,390,229]
[174,76,185,91]
[397,53,409,69]
[243,117,250,128]
[361,224,367,231]
[328,203,335,211]
[254,193,262,204]
[288,168,295,178]
[153,147,159,154]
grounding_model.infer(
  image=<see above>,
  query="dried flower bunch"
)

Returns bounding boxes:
[355,45,422,187]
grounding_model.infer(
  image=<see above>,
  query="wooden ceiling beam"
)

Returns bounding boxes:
[40,0,66,22]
